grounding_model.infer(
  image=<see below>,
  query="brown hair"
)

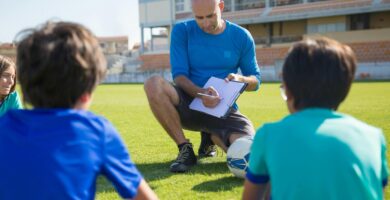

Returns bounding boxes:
[16,21,107,108]
[0,55,17,100]
[282,38,357,110]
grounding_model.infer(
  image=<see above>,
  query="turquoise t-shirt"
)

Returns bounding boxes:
[0,91,23,116]
[247,108,389,200]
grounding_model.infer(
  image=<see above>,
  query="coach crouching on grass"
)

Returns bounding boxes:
[144,0,261,173]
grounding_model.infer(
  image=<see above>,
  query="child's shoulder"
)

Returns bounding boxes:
[4,91,18,101]
[255,117,287,138]
[338,112,382,134]
[72,110,114,129]
[6,109,114,132]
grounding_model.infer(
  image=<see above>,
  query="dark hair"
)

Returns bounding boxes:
[282,38,357,110]
[0,55,17,100]
[16,21,107,108]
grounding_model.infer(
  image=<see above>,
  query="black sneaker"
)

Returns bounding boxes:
[170,142,197,173]
[198,132,217,158]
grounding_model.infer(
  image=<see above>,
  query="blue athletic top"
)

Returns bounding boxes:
[0,109,142,200]
[247,108,389,200]
[170,20,261,89]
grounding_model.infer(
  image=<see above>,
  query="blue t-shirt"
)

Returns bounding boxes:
[247,108,389,200]
[0,109,142,200]
[0,91,23,116]
[170,20,261,89]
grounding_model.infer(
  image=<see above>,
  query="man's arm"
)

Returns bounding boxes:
[233,28,261,91]
[174,75,205,98]
[225,73,259,91]
[174,75,221,108]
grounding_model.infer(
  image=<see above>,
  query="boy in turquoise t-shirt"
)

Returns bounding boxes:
[243,38,388,200]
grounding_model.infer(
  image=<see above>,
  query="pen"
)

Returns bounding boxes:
[197,93,223,99]
[197,93,214,97]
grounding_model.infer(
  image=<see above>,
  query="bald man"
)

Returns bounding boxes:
[144,0,261,173]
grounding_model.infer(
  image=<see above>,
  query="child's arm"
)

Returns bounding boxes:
[101,122,158,199]
[132,179,158,200]
[242,179,268,200]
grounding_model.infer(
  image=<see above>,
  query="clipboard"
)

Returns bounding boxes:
[189,77,247,118]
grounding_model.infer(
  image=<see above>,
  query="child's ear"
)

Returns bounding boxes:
[285,87,293,101]
[284,86,297,113]
[74,93,92,110]
[79,93,91,103]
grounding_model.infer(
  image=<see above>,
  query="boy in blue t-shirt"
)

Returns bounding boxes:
[0,22,157,200]
[243,38,389,200]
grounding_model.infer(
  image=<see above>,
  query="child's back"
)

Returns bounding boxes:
[242,38,388,200]
[0,21,157,200]
[252,108,386,199]
[0,109,141,199]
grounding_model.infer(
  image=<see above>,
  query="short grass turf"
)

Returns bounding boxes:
[90,82,390,200]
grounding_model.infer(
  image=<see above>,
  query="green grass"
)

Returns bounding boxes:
[90,82,390,200]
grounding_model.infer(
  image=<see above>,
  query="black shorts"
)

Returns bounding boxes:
[173,85,255,146]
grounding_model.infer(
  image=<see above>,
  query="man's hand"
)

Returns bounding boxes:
[225,73,259,91]
[225,73,243,82]
[198,86,221,108]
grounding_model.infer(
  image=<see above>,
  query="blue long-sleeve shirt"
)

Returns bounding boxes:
[170,20,261,90]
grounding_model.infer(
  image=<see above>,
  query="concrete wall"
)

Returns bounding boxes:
[178,0,192,13]
[104,62,390,83]
[139,0,171,25]
[104,69,172,83]
[260,62,390,81]
[356,62,390,80]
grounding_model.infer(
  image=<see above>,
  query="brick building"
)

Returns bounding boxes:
[138,0,390,80]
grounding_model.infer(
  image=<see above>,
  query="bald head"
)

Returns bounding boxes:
[192,0,220,6]
[192,0,221,12]
[191,0,225,34]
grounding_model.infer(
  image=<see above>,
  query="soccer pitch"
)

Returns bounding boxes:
[92,82,390,200]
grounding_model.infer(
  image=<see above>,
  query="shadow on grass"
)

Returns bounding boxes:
[191,160,230,174]
[137,160,174,181]
[96,176,116,194]
[96,160,233,194]
[192,176,244,192]
[137,160,230,181]
[95,161,174,195]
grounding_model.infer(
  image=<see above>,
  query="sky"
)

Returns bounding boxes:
[0,0,143,46]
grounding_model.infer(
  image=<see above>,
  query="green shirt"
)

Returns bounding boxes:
[0,91,23,116]
[248,108,388,200]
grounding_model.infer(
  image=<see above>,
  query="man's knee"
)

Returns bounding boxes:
[144,75,165,97]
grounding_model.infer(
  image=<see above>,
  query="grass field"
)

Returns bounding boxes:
[90,82,390,200]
